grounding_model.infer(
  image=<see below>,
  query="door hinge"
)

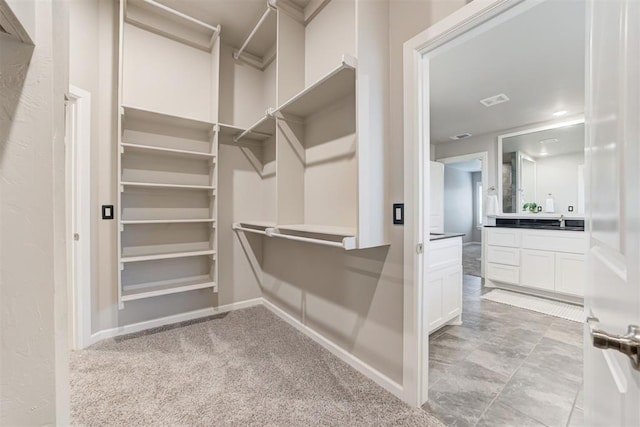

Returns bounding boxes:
[416,243,424,254]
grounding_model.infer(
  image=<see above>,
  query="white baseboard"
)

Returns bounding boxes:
[88,298,263,346]
[261,298,404,401]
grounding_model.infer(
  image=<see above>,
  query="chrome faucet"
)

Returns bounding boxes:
[559,214,566,229]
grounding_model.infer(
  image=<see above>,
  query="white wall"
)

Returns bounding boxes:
[535,152,583,213]
[0,0,69,424]
[443,167,474,243]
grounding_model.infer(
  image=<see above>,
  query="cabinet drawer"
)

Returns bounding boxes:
[487,246,520,266]
[486,263,520,285]
[521,230,586,254]
[486,228,521,248]
[429,238,461,269]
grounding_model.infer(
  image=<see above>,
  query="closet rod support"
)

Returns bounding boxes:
[233,1,276,60]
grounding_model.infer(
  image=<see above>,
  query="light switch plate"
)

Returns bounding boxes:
[102,205,114,220]
[393,203,404,225]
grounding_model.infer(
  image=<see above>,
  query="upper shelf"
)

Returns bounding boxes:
[274,55,357,119]
[122,105,215,135]
[124,0,221,52]
[232,221,357,250]
[218,123,272,143]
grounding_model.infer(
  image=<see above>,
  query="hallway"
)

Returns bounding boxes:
[425,276,583,427]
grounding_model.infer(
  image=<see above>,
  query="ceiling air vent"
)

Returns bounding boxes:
[480,93,510,107]
[449,133,472,141]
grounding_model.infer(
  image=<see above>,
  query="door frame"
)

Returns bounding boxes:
[66,85,92,350]
[402,0,534,406]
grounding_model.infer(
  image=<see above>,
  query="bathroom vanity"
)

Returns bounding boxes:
[427,233,464,333]
[484,218,585,302]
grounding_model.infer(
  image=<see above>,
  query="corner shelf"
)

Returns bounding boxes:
[122,105,216,134]
[218,123,273,143]
[121,275,217,302]
[232,221,276,235]
[274,55,357,119]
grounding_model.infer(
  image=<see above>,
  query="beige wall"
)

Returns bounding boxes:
[0,0,69,424]
[68,0,468,385]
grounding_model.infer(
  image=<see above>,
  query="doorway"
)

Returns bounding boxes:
[437,152,487,278]
[65,85,92,350]
[403,0,588,423]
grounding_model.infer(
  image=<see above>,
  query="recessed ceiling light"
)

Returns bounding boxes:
[540,138,559,145]
[553,110,568,117]
[449,133,472,140]
[480,94,510,107]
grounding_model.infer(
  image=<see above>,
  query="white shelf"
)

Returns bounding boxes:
[121,181,215,191]
[232,114,276,142]
[122,105,215,133]
[121,218,215,225]
[274,55,356,119]
[121,249,216,263]
[232,221,276,235]
[121,275,216,301]
[218,123,272,142]
[276,224,356,238]
[121,143,215,159]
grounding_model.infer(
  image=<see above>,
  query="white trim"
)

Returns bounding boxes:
[403,0,530,407]
[261,298,404,400]
[67,85,92,350]
[89,298,263,345]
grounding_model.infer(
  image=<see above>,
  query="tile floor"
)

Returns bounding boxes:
[463,244,482,277]
[424,275,584,427]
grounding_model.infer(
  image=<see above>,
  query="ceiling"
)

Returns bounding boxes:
[502,121,584,159]
[430,0,586,144]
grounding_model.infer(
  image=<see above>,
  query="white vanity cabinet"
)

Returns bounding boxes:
[485,227,586,299]
[427,236,463,333]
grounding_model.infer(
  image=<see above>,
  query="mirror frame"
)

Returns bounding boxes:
[497,116,585,217]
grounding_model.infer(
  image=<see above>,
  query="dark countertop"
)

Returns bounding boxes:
[430,232,465,241]
[486,217,585,232]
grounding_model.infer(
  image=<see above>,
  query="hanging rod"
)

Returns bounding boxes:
[142,0,221,36]
[233,0,277,60]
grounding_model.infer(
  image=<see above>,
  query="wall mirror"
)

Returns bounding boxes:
[498,118,585,215]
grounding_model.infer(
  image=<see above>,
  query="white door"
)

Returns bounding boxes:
[584,0,640,425]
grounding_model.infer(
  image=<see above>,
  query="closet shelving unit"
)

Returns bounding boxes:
[231,0,388,251]
[117,0,220,308]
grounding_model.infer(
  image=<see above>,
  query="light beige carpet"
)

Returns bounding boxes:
[71,306,444,426]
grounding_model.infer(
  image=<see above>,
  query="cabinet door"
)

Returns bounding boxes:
[427,269,444,332]
[520,249,555,290]
[555,253,585,296]
[443,265,462,319]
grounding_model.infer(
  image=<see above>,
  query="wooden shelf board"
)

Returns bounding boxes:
[122,275,216,301]
[275,57,356,118]
[121,218,215,225]
[276,224,356,238]
[121,249,216,263]
[121,181,215,191]
[121,143,215,159]
[122,105,215,133]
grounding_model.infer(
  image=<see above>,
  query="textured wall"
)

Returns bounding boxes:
[0,0,69,424]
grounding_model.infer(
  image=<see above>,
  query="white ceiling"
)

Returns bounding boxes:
[430,0,586,144]
[445,159,482,172]
[502,121,584,160]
